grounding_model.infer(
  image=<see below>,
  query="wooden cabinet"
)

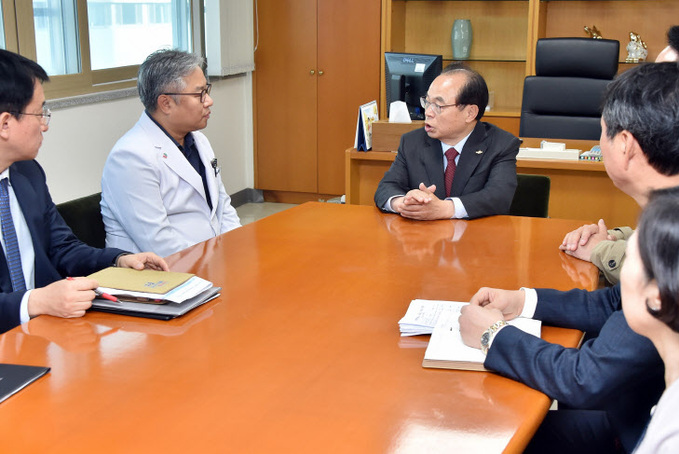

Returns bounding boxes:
[254,0,381,200]
[381,0,679,137]
[255,0,678,202]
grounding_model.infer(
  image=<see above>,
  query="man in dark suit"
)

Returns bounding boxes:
[458,62,679,453]
[374,63,520,220]
[0,49,168,334]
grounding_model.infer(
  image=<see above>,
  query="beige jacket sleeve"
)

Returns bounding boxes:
[589,227,635,285]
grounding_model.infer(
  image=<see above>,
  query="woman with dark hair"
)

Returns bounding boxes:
[621,186,679,453]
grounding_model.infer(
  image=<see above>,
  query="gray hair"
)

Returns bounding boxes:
[138,49,205,112]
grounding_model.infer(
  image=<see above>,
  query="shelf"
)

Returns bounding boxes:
[400,1,530,61]
[484,110,521,117]
[444,58,527,63]
[404,0,527,2]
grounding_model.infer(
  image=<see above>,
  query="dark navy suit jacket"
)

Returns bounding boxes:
[373,122,520,219]
[0,160,124,333]
[486,285,664,453]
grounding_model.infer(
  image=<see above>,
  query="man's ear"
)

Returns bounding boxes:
[620,130,644,170]
[155,95,174,115]
[465,104,479,123]
[0,112,12,140]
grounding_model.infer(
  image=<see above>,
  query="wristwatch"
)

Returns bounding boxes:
[480,320,508,355]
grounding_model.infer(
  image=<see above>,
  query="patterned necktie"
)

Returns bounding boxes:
[0,178,26,292]
[444,148,459,198]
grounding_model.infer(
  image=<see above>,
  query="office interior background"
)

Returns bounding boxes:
[0,0,253,205]
[1,0,678,208]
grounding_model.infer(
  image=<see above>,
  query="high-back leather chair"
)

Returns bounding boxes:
[519,38,619,140]
[510,174,551,218]
[56,193,106,248]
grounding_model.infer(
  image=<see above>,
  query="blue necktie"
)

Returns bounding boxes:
[0,178,26,292]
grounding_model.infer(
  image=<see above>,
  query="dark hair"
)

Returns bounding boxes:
[440,62,488,120]
[0,49,49,117]
[138,49,205,113]
[668,26,679,53]
[637,186,679,332]
[602,62,679,175]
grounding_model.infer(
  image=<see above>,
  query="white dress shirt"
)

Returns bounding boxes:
[384,130,473,218]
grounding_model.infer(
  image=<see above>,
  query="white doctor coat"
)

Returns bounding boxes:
[101,112,241,257]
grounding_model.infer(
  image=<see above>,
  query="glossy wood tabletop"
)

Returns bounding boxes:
[0,203,597,453]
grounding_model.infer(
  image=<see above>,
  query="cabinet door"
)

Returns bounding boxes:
[317,0,381,195]
[254,0,318,192]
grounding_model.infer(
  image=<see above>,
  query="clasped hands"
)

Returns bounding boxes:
[559,219,615,262]
[391,183,455,220]
[28,252,169,320]
[458,288,525,349]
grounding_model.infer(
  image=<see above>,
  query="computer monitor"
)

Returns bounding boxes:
[384,52,443,120]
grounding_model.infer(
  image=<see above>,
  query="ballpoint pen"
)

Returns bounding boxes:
[94,289,119,303]
[67,277,119,302]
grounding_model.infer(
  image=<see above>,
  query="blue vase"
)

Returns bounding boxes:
[452,19,472,60]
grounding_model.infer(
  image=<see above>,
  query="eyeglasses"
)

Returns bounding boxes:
[163,84,212,103]
[420,96,462,115]
[10,106,51,126]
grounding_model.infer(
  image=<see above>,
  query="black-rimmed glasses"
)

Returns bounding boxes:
[163,83,212,103]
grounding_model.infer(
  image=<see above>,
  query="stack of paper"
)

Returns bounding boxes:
[398,299,459,336]
[88,268,221,320]
[517,140,581,160]
[88,268,213,304]
[422,303,541,371]
[517,147,581,160]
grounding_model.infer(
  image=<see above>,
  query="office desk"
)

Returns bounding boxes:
[345,146,639,227]
[0,203,596,453]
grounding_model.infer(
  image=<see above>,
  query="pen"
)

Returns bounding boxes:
[94,289,119,303]
[67,277,119,302]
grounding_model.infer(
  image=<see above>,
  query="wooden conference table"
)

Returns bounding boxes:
[0,203,597,453]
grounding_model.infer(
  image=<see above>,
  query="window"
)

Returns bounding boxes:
[0,5,5,49]
[33,0,80,75]
[87,1,191,71]
[2,0,192,98]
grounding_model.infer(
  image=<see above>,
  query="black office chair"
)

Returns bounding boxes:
[510,174,551,218]
[519,38,619,140]
[56,192,106,248]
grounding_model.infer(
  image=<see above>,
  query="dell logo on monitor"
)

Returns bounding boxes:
[402,57,415,64]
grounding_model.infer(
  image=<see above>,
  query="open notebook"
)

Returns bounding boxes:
[422,303,541,372]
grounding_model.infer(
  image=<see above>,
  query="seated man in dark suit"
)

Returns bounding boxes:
[559,25,679,285]
[458,62,679,453]
[374,63,520,220]
[0,49,168,334]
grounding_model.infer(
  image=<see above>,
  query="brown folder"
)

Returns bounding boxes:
[87,267,194,294]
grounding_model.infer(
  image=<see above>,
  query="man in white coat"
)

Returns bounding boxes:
[101,49,241,257]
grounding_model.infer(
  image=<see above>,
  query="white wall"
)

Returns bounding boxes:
[38,73,254,204]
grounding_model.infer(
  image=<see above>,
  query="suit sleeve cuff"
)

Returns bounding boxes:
[20,290,33,324]
[447,197,468,219]
[384,195,404,213]
[113,252,131,267]
[519,287,538,318]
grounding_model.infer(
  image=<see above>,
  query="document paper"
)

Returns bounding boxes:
[422,301,541,371]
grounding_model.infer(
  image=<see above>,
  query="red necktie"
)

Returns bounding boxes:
[444,148,459,198]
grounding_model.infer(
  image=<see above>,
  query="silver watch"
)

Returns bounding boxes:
[480,320,508,355]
